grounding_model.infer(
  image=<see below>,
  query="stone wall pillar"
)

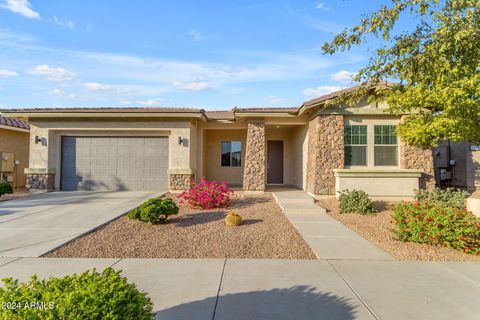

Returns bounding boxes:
[400,141,435,189]
[399,116,435,189]
[306,115,344,195]
[243,121,266,192]
[168,169,195,192]
[25,168,55,191]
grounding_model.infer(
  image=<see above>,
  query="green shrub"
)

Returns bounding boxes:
[393,202,480,254]
[0,267,154,320]
[414,187,469,209]
[128,197,179,224]
[0,182,13,195]
[338,189,376,214]
[127,207,141,220]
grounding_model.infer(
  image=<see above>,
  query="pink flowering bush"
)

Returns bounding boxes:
[178,179,233,209]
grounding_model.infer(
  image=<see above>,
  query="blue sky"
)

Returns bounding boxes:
[0,0,395,110]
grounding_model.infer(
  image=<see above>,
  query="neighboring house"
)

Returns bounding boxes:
[0,84,434,199]
[0,116,30,188]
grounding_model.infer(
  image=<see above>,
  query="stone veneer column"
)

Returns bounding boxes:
[306,115,344,195]
[400,141,435,189]
[25,169,55,191]
[243,121,266,192]
[168,169,195,192]
[399,116,435,189]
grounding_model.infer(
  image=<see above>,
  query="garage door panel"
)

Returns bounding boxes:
[61,136,168,191]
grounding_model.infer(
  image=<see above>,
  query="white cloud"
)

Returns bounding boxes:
[83,82,127,93]
[172,81,212,91]
[303,85,343,97]
[267,95,287,105]
[0,0,39,19]
[121,98,165,107]
[51,16,74,29]
[48,88,77,99]
[27,64,76,82]
[188,29,206,43]
[315,2,329,11]
[0,69,18,77]
[331,70,356,84]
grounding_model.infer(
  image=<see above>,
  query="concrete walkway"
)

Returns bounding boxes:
[272,190,393,260]
[0,191,162,257]
[0,257,479,320]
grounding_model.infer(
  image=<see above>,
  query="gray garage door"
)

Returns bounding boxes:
[61,136,169,191]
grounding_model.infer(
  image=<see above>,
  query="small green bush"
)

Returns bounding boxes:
[0,267,154,320]
[393,202,480,254]
[128,197,179,224]
[127,207,141,220]
[415,187,469,209]
[338,189,376,214]
[0,182,13,195]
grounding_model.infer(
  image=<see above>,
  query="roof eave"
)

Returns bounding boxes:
[1,111,206,120]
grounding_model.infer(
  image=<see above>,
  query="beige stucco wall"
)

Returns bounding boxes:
[0,128,30,187]
[203,129,246,186]
[291,125,308,189]
[28,119,195,190]
[334,169,422,200]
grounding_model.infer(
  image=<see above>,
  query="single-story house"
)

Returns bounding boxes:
[0,116,30,187]
[0,83,435,199]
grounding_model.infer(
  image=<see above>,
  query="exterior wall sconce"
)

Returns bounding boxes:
[178,137,183,145]
[34,136,47,146]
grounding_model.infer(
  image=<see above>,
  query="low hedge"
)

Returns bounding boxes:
[128,197,179,224]
[414,187,469,209]
[393,202,480,254]
[338,189,376,214]
[0,267,154,319]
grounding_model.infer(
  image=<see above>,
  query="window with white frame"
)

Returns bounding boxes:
[374,125,398,166]
[344,123,399,167]
[344,125,367,166]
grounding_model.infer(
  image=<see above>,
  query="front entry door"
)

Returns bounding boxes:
[267,140,284,184]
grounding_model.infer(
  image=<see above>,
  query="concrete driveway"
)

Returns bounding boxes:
[0,191,162,257]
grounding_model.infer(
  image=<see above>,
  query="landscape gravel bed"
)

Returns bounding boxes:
[46,193,316,259]
[318,197,480,261]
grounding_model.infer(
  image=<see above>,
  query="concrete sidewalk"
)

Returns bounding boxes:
[272,190,393,260]
[0,191,162,257]
[0,257,479,320]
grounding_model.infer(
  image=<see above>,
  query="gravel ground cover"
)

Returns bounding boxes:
[46,193,316,259]
[318,197,480,261]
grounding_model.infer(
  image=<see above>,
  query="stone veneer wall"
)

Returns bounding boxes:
[400,141,435,189]
[169,173,195,191]
[26,174,55,190]
[243,121,266,191]
[306,115,344,195]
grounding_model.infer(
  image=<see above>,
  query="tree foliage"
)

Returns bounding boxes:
[323,0,480,147]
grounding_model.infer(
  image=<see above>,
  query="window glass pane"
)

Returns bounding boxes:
[344,146,367,166]
[374,125,397,145]
[221,141,231,166]
[231,141,242,167]
[344,125,367,145]
[374,146,398,166]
